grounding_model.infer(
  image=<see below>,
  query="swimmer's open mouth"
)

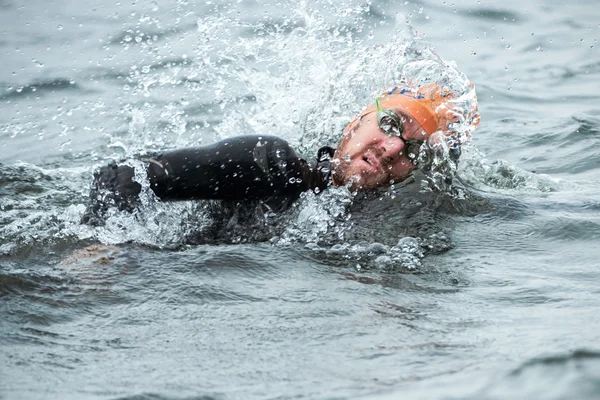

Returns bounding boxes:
[362,154,380,172]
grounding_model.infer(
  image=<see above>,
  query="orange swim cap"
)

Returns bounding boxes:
[352,83,479,137]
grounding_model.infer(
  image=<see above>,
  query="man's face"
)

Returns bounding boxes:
[332,110,428,190]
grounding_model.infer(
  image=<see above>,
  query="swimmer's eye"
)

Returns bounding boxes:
[375,99,422,165]
[377,112,405,137]
[375,98,405,137]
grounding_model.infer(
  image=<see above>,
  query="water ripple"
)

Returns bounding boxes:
[470,349,600,400]
[460,8,522,23]
[1,78,82,100]
[107,22,198,46]
[114,395,221,400]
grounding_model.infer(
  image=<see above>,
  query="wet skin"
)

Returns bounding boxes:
[332,109,429,191]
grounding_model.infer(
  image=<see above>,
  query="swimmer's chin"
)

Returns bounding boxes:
[333,171,414,192]
[332,173,382,192]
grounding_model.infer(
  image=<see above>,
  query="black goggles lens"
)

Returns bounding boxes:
[377,110,404,137]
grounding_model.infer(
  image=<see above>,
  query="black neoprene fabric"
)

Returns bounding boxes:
[82,135,333,225]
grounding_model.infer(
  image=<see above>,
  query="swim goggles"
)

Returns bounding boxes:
[375,98,423,165]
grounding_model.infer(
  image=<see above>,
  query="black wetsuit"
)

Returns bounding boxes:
[82,135,334,225]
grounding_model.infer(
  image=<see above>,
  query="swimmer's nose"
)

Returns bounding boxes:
[380,136,405,165]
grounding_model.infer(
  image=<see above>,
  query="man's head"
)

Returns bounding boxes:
[331,83,478,190]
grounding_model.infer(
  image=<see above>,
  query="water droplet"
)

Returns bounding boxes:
[504,65,509,70]
[344,155,351,162]
[470,51,477,56]
[505,44,511,50]
[57,24,63,30]
[507,85,512,91]
[535,46,542,51]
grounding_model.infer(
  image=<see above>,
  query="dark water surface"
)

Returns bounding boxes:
[2,0,600,399]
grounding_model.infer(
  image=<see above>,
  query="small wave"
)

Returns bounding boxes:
[146,57,194,72]
[458,8,522,23]
[468,349,600,400]
[524,216,600,241]
[580,60,600,76]
[0,270,55,297]
[0,78,82,100]
[459,147,560,193]
[0,163,91,257]
[513,115,600,175]
[84,66,129,83]
[108,22,198,46]
[114,394,221,400]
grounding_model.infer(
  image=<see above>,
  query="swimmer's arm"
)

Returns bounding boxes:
[146,135,314,202]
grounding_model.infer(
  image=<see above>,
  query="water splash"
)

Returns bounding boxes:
[301,231,454,272]
[275,186,354,245]
[458,146,561,193]
[111,0,478,156]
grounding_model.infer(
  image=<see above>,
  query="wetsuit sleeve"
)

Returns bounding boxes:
[145,135,315,202]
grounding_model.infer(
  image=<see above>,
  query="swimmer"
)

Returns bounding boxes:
[82,82,479,225]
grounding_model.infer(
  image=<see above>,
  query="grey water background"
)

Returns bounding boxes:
[2,0,600,399]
